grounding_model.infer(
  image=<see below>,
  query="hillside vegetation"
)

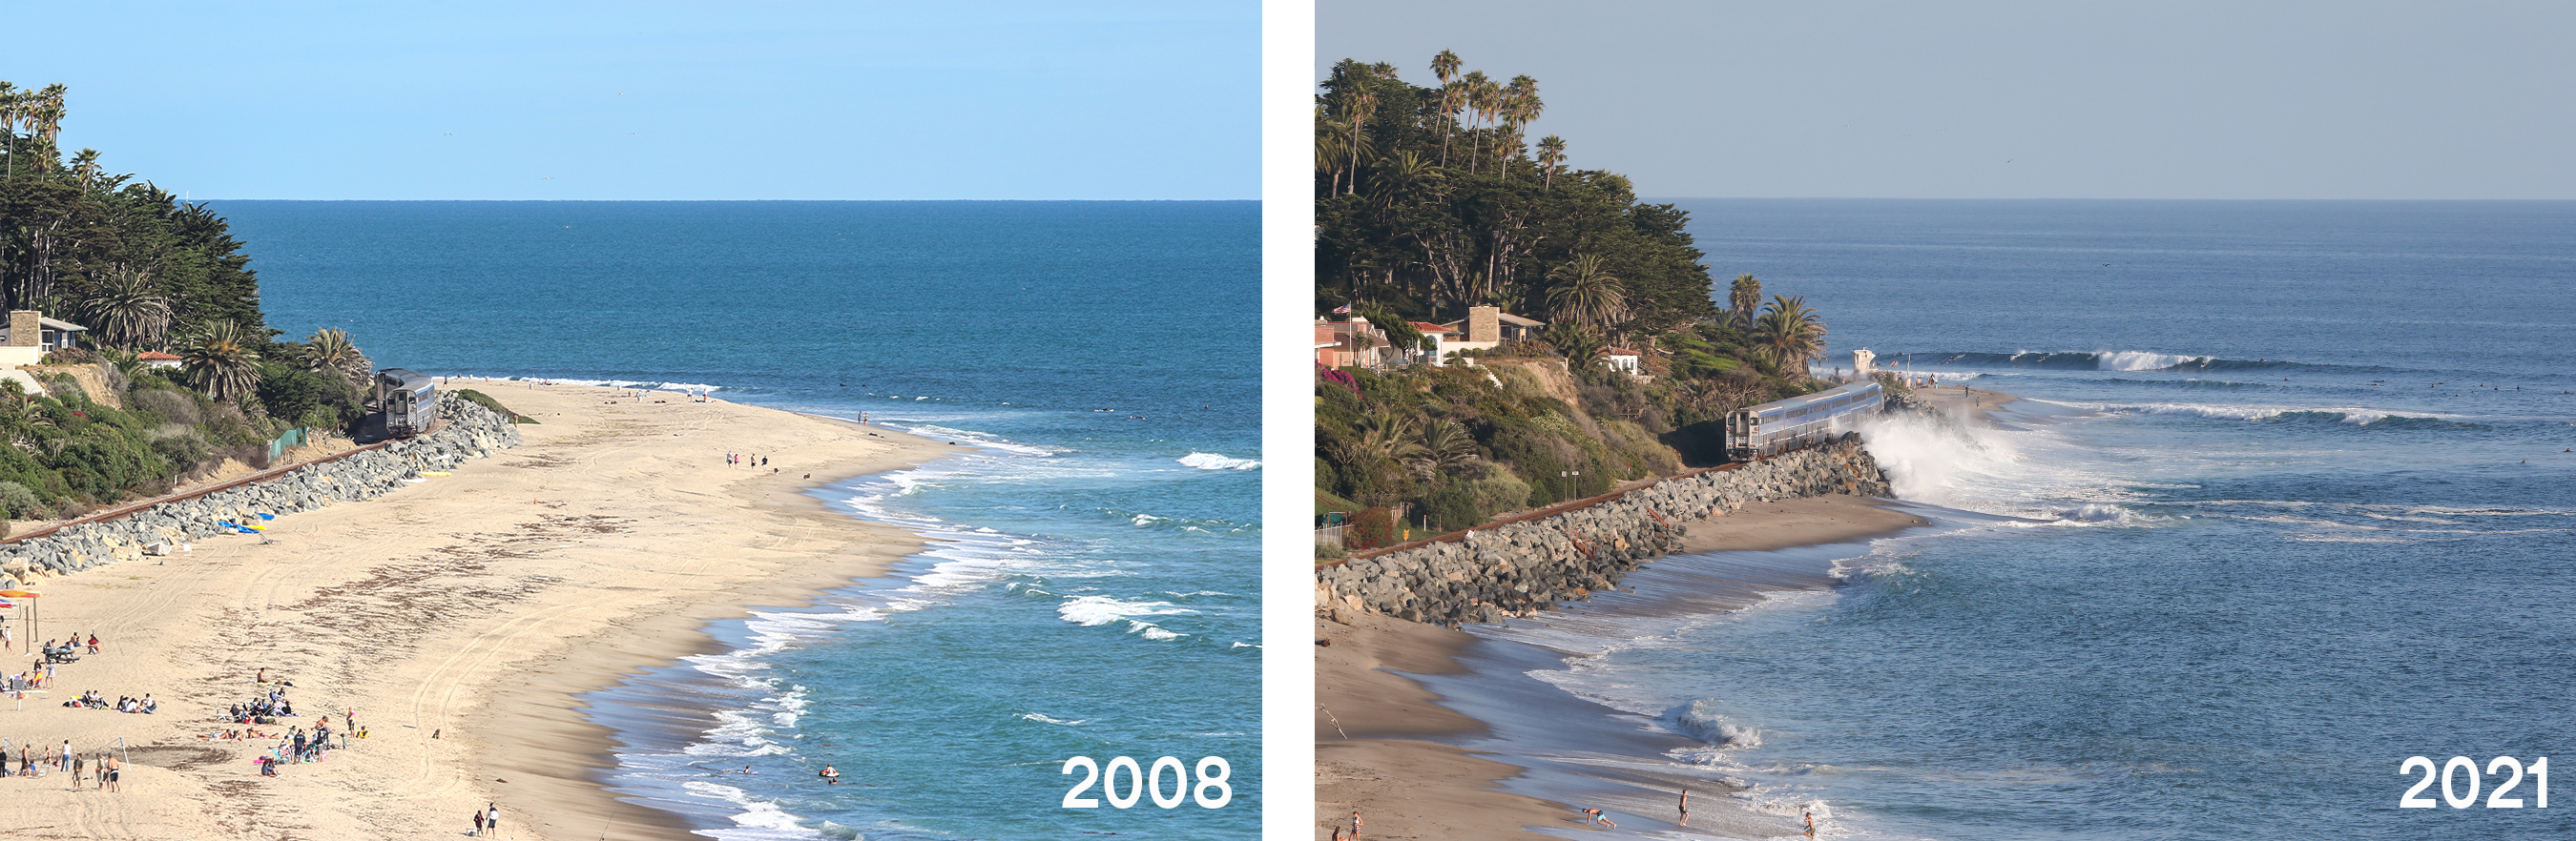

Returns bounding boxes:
[0,82,381,519]
[1315,53,1880,547]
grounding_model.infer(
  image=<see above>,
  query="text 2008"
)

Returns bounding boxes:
[2400,756,2548,809]
[1061,756,1232,809]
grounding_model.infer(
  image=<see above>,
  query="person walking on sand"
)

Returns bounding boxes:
[1678,787,1690,827]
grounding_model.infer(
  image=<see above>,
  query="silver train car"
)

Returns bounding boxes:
[1724,380,1883,462]
[375,368,439,438]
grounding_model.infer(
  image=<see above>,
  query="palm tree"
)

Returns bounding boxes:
[1406,419,1479,480]
[303,327,372,385]
[1316,106,1351,193]
[74,265,171,351]
[1340,86,1378,195]
[1429,51,1463,165]
[1371,150,1443,211]
[1462,72,1495,172]
[1728,275,1762,332]
[1755,295,1828,374]
[1536,135,1568,189]
[1546,254,1630,333]
[1500,75,1541,176]
[180,320,261,404]
[0,379,49,451]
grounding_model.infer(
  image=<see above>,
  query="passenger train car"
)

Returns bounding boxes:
[1724,380,1883,462]
[375,368,439,438]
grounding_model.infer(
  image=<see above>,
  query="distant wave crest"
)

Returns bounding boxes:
[1178,452,1261,470]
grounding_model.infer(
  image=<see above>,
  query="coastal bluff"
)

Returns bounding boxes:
[1317,437,1894,626]
[0,400,521,587]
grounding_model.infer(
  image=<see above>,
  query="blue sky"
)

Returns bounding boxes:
[1317,1,2576,199]
[3,2,1257,199]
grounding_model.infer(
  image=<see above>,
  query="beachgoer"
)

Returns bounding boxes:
[1352,810,1362,839]
[473,810,487,835]
[488,804,500,832]
[61,739,72,770]
[1679,787,1690,827]
[85,633,98,654]
[1804,810,1816,837]
[100,753,118,791]
[821,765,841,785]
[1581,808,1616,829]
[71,752,83,786]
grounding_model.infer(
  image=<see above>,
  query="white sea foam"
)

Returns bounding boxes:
[1020,712,1088,725]
[2094,350,2208,371]
[1676,700,1765,749]
[1055,595,1195,627]
[535,378,728,393]
[1177,452,1261,470]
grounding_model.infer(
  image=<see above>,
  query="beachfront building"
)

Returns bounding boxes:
[137,351,183,370]
[0,311,86,363]
[1437,306,1547,362]
[0,311,86,393]
[1315,317,1391,369]
[1409,321,1459,366]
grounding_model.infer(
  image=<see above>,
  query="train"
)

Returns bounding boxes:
[374,368,439,438]
[1724,380,1883,462]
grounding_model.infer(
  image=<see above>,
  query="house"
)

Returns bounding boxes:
[1314,317,1391,369]
[1601,346,1643,375]
[138,351,183,370]
[1436,305,1547,361]
[1408,321,1458,366]
[0,311,86,367]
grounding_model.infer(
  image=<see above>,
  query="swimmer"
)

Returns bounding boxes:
[820,765,841,785]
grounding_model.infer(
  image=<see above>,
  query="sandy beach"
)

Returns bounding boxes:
[1314,491,1937,839]
[0,379,950,840]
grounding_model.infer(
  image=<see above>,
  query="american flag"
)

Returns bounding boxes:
[1332,303,1352,315]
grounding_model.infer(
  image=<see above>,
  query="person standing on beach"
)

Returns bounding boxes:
[60,739,71,770]
[1351,810,1362,839]
[1678,788,1689,827]
[473,809,486,835]
[487,804,501,833]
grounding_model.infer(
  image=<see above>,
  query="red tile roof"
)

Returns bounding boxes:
[137,352,181,360]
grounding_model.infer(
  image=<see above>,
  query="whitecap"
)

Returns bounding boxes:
[1177,452,1262,470]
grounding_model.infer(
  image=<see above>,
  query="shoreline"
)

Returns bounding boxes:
[1317,496,1938,839]
[0,378,955,840]
[1315,388,2021,839]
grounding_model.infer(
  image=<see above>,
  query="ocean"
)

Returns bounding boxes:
[1433,200,2575,840]
[213,200,1261,839]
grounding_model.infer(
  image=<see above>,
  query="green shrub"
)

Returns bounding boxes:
[0,481,37,519]
[1465,468,1532,519]
[452,388,535,423]
[1413,484,1482,533]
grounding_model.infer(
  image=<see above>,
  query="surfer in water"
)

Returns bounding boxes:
[820,765,841,785]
